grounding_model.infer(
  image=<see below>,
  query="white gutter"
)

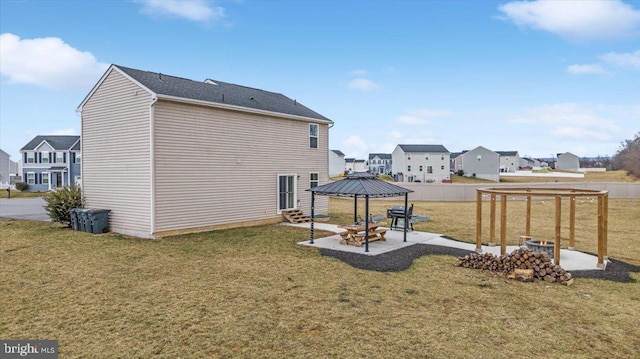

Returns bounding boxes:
[155,94,334,125]
[149,96,158,237]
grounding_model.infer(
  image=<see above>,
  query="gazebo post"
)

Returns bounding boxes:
[354,195,358,223]
[309,192,315,244]
[403,193,408,242]
[365,195,370,252]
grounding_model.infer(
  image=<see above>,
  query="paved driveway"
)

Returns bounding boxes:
[0,197,50,221]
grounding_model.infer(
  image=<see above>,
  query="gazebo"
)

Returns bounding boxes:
[306,173,413,252]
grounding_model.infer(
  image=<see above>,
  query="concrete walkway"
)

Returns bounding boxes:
[0,197,50,221]
[292,222,606,271]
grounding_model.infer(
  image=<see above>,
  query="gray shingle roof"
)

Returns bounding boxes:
[398,144,449,153]
[496,151,518,156]
[308,173,412,198]
[20,135,80,151]
[115,65,330,122]
[369,153,391,160]
[331,150,345,156]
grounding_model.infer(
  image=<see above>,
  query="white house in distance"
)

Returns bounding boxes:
[345,158,367,173]
[454,146,500,182]
[497,151,519,173]
[77,64,333,238]
[0,148,12,189]
[329,149,345,177]
[368,153,392,175]
[391,144,450,182]
[556,152,580,171]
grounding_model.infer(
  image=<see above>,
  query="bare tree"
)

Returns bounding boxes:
[612,132,640,178]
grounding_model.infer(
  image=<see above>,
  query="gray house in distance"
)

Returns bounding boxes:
[19,135,81,191]
[454,146,500,182]
[78,64,333,238]
[497,151,520,173]
[556,152,580,171]
[392,144,450,183]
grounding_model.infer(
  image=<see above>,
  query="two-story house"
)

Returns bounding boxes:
[368,153,392,175]
[345,158,367,173]
[454,146,500,182]
[391,144,450,182]
[19,135,81,191]
[497,151,520,173]
[77,64,333,238]
[0,148,13,189]
[556,152,580,171]
[329,150,346,177]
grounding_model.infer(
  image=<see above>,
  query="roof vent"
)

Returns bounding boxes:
[204,79,218,85]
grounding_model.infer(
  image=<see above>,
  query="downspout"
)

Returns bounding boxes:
[149,96,158,237]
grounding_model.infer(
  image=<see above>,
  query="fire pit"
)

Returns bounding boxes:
[525,239,555,259]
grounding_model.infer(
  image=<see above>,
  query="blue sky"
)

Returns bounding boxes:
[1,0,639,162]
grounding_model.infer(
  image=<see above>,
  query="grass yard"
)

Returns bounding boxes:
[499,170,637,183]
[0,190,47,199]
[1,199,639,358]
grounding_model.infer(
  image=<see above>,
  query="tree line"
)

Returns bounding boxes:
[612,132,640,178]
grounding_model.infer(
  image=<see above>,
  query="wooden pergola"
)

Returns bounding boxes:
[475,187,609,268]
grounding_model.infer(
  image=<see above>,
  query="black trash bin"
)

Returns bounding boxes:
[87,209,111,234]
[69,208,80,231]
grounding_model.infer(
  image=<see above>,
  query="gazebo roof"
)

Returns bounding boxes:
[307,173,412,198]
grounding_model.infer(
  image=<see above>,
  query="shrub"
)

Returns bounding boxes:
[15,182,28,191]
[43,186,85,227]
[456,170,464,176]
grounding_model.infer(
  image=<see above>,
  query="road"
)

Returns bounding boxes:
[0,197,50,221]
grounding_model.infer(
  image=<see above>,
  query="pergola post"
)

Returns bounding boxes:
[500,194,507,256]
[569,193,576,250]
[554,195,561,265]
[597,195,604,268]
[403,193,409,242]
[603,194,608,261]
[353,195,358,223]
[475,191,482,253]
[525,191,531,237]
[364,195,370,252]
[490,193,497,246]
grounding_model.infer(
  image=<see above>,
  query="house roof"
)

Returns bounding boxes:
[20,135,81,152]
[397,144,449,153]
[450,152,462,159]
[496,151,518,156]
[308,173,412,198]
[113,65,331,122]
[331,150,345,156]
[369,153,391,160]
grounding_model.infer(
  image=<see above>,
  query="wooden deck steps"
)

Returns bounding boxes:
[282,209,311,223]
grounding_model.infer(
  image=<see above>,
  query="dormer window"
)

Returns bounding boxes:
[309,124,318,149]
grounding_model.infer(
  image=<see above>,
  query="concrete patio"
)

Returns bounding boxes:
[293,222,607,271]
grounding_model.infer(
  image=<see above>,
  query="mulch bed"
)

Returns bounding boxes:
[320,241,640,283]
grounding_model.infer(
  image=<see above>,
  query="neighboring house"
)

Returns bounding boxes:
[519,157,541,169]
[450,152,463,172]
[19,136,81,191]
[368,153,392,175]
[345,158,367,173]
[455,146,500,182]
[0,149,11,188]
[77,64,333,239]
[329,150,346,177]
[391,144,450,182]
[497,151,520,173]
[556,152,580,171]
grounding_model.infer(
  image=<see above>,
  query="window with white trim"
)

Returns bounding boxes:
[427,166,433,174]
[419,165,423,172]
[42,172,49,185]
[75,152,81,164]
[309,172,319,188]
[41,151,50,164]
[407,165,411,172]
[309,124,319,149]
[27,152,35,163]
[56,152,65,163]
[27,172,35,184]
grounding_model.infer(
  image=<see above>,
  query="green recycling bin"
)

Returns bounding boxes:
[69,208,80,231]
[77,209,92,232]
[87,209,111,234]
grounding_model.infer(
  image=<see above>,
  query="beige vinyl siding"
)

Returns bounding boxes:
[153,101,329,232]
[81,69,153,236]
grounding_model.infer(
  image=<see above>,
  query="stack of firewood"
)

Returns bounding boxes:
[456,248,574,285]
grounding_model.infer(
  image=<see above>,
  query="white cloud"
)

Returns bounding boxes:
[0,33,108,90]
[566,64,607,75]
[347,78,381,91]
[600,50,640,70]
[507,103,620,142]
[395,108,455,126]
[351,69,368,76]
[498,0,640,41]
[137,0,225,24]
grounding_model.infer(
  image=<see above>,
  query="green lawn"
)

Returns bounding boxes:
[1,199,639,358]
